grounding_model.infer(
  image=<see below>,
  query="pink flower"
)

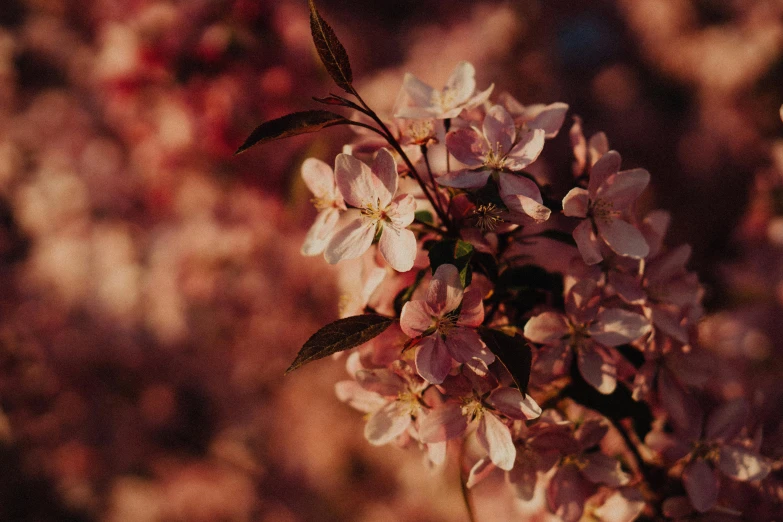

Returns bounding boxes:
[400,264,493,384]
[524,279,651,394]
[497,92,569,138]
[335,362,428,447]
[324,149,417,272]
[393,61,494,120]
[646,398,772,513]
[300,158,346,256]
[562,151,650,265]
[418,370,541,471]
[438,104,550,223]
[569,115,609,177]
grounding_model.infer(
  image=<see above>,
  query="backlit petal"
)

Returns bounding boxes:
[324,216,375,264]
[596,218,650,259]
[562,188,589,218]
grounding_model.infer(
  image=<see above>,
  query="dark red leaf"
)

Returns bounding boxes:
[234,110,349,155]
[308,0,353,93]
[286,314,394,374]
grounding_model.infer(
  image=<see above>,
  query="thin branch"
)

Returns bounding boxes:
[350,91,453,231]
[459,438,477,522]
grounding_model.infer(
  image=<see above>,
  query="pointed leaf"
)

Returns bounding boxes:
[235,110,350,154]
[286,314,393,373]
[478,327,532,393]
[428,239,474,287]
[309,0,353,92]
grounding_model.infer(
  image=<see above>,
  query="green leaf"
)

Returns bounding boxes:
[393,268,428,315]
[308,0,353,93]
[286,314,393,374]
[428,239,474,287]
[414,210,434,224]
[478,327,532,394]
[235,110,350,155]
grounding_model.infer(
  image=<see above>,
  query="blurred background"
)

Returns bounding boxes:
[0,0,781,520]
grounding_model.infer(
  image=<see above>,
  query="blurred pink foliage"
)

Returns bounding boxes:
[0,0,780,521]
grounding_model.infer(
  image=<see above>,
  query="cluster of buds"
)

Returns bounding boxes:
[239,2,778,519]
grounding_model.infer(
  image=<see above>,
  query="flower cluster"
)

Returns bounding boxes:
[243,3,780,519]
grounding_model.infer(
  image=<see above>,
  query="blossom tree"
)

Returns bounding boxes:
[234,1,781,519]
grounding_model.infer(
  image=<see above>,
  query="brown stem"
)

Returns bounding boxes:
[459,438,477,522]
[350,91,453,231]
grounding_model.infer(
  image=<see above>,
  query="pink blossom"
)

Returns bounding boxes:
[400,264,493,383]
[393,61,494,120]
[497,92,569,138]
[335,362,428,447]
[300,158,346,256]
[570,115,609,177]
[324,149,417,272]
[438,104,550,223]
[524,279,651,394]
[646,398,772,513]
[418,370,541,471]
[562,150,650,265]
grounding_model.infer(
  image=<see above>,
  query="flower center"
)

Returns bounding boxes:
[590,198,618,224]
[361,199,389,224]
[310,196,334,212]
[461,397,484,422]
[471,203,503,231]
[434,313,458,338]
[485,143,506,170]
[408,119,436,145]
[397,391,422,416]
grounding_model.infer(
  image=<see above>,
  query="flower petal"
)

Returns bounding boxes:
[400,300,434,338]
[301,157,337,199]
[435,168,492,189]
[524,312,569,344]
[445,128,489,168]
[427,264,463,316]
[562,188,589,218]
[466,457,496,488]
[415,335,452,384]
[525,102,569,138]
[418,402,468,442]
[364,401,412,446]
[593,488,645,522]
[457,286,484,327]
[590,308,651,346]
[443,61,477,108]
[394,72,437,118]
[548,465,592,522]
[371,148,399,205]
[324,215,375,264]
[588,150,621,198]
[705,398,748,443]
[505,128,546,170]
[596,168,650,210]
[682,459,719,513]
[335,153,392,209]
[483,105,515,155]
[718,445,771,481]
[335,380,385,413]
[379,225,416,272]
[581,452,630,487]
[596,218,650,259]
[573,219,603,265]
[301,208,340,256]
[498,173,551,222]
[486,387,542,420]
[477,412,516,471]
[446,327,493,365]
[388,193,416,228]
[578,344,617,394]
